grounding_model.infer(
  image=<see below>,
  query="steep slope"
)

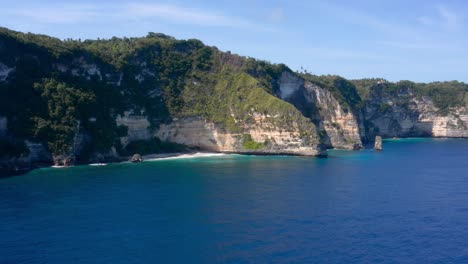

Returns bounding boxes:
[275,72,365,149]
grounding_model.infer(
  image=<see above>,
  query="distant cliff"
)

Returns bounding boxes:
[0,28,466,171]
[353,79,468,138]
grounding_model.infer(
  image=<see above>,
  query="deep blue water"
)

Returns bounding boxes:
[1,138,468,263]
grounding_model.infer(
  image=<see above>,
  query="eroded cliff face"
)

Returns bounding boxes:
[364,86,468,138]
[430,109,468,137]
[277,72,364,149]
[115,111,151,147]
[156,115,325,156]
[304,82,363,149]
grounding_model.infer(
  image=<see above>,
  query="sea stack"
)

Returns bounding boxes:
[374,136,383,151]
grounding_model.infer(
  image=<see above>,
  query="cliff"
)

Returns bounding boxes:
[354,80,468,138]
[0,28,324,172]
[277,72,364,150]
[0,28,466,172]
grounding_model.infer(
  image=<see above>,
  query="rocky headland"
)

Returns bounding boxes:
[0,27,466,174]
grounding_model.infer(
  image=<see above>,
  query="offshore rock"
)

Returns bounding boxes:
[374,136,383,151]
[130,154,143,163]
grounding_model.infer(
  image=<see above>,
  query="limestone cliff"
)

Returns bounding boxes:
[0,27,467,173]
[277,72,364,149]
[156,116,325,156]
[362,83,468,138]
[115,111,152,147]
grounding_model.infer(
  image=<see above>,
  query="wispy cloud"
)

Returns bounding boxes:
[6,4,99,24]
[437,5,462,31]
[313,2,465,53]
[377,40,464,53]
[124,3,251,28]
[4,2,275,31]
[417,5,462,32]
[316,2,418,38]
[268,7,286,22]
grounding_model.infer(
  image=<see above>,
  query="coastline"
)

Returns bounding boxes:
[142,152,227,161]
[2,137,468,176]
[1,149,323,176]
[52,152,228,167]
[0,151,228,176]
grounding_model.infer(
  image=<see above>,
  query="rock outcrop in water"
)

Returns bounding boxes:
[130,154,143,163]
[374,136,383,151]
[0,28,466,172]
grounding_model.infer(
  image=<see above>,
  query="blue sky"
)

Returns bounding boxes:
[1,0,467,82]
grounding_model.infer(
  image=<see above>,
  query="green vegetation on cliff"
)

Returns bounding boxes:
[352,79,468,114]
[32,78,95,154]
[302,74,364,113]
[0,27,318,160]
[0,27,466,162]
[242,134,266,150]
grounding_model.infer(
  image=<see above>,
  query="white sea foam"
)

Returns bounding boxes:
[90,163,108,166]
[51,165,69,168]
[144,152,226,161]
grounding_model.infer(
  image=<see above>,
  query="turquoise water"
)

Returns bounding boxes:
[1,138,468,263]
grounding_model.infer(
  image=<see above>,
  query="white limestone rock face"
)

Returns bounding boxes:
[365,88,430,137]
[277,72,364,150]
[0,63,14,81]
[246,112,324,155]
[69,57,102,80]
[365,87,468,138]
[115,111,151,147]
[155,117,220,151]
[431,109,468,137]
[155,115,325,156]
[304,83,363,149]
[134,68,156,84]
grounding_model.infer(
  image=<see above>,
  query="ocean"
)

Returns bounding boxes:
[1,138,467,263]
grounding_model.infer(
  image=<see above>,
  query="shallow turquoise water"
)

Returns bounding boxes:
[1,138,468,263]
